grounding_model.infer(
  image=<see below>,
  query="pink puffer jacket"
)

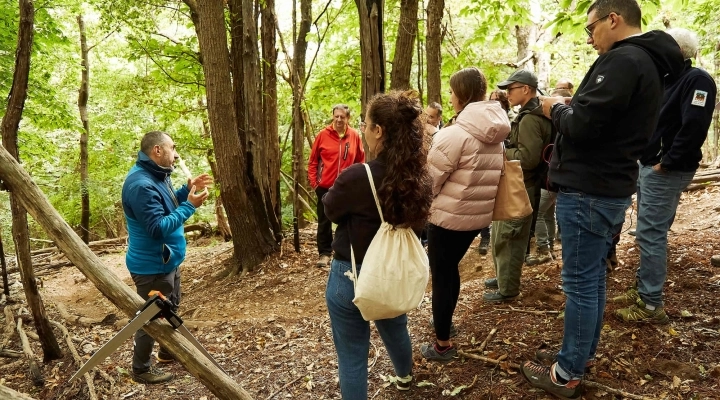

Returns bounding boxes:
[428,101,511,231]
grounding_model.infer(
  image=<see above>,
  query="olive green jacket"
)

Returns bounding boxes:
[505,97,553,187]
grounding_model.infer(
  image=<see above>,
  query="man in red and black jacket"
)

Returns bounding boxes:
[308,104,365,267]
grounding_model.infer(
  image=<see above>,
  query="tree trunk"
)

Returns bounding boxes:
[390,0,418,90]
[0,231,8,297]
[261,0,281,234]
[1,0,63,362]
[425,0,444,106]
[189,0,279,275]
[0,146,253,400]
[77,14,90,244]
[206,150,232,241]
[515,24,536,71]
[292,0,312,251]
[356,0,386,161]
[712,40,720,162]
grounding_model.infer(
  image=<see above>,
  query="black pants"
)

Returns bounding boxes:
[315,187,333,256]
[480,226,490,239]
[427,223,481,341]
[526,183,542,255]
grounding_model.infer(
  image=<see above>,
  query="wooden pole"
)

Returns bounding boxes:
[0,145,253,399]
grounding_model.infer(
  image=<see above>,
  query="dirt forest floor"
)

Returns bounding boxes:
[1,187,720,400]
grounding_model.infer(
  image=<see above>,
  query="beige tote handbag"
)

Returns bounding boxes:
[492,156,533,221]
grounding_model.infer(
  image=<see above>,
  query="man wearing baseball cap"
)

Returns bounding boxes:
[484,69,552,302]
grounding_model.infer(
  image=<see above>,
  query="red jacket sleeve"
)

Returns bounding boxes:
[308,133,322,189]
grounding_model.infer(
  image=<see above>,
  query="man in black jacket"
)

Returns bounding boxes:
[521,1,685,398]
[613,28,717,322]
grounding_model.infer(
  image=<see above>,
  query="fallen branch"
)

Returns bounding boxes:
[49,319,97,400]
[55,303,115,327]
[684,182,720,192]
[29,237,128,256]
[2,305,16,348]
[0,384,37,400]
[0,349,22,358]
[466,328,497,353]
[458,350,521,369]
[265,374,304,400]
[496,306,560,315]
[16,318,44,386]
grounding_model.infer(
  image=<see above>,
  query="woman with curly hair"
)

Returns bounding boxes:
[422,67,511,361]
[322,90,433,398]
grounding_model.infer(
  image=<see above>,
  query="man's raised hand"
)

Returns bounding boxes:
[188,185,209,208]
[188,173,214,192]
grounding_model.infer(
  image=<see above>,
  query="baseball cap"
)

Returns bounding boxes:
[497,69,544,94]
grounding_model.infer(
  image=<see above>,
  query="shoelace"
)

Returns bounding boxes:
[524,361,550,376]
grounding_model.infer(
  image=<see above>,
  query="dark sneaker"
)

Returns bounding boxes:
[156,348,175,364]
[615,300,669,324]
[429,318,458,338]
[610,287,640,305]
[478,236,490,255]
[395,374,412,391]
[420,343,457,362]
[316,254,330,267]
[711,255,720,267]
[521,361,582,400]
[525,254,540,266]
[131,366,174,384]
[484,278,498,289]
[535,348,595,374]
[482,291,519,302]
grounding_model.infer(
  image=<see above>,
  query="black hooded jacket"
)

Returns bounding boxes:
[549,31,685,197]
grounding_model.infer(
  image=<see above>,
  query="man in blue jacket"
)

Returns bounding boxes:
[613,28,717,323]
[525,0,685,398]
[122,131,212,384]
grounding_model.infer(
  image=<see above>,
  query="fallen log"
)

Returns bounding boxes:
[0,132,253,399]
[55,303,116,327]
[684,182,720,192]
[690,173,720,184]
[29,236,128,256]
[0,384,36,400]
[0,349,22,358]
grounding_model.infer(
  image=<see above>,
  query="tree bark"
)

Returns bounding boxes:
[1,231,8,297]
[191,0,279,275]
[1,0,63,362]
[356,0,386,161]
[515,24,536,71]
[206,150,232,241]
[77,14,91,244]
[425,0,444,106]
[0,143,253,399]
[0,384,36,400]
[390,0,418,90]
[712,41,720,162]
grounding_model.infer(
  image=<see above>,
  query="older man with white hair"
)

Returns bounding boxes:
[613,27,717,323]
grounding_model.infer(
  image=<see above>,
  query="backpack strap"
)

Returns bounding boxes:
[363,164,384,223]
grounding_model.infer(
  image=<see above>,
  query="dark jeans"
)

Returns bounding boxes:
[315,187,333,256]
[130,268,181,373]
[427,224,480,341]
[480,226,490,239]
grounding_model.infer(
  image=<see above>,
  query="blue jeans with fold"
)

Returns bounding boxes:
[555,189,630,380]
[635,165,694,307]
[326,259,413,399]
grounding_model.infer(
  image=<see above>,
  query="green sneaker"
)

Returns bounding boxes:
[615,299,669,324]
[521,361,582,400]
[610,287,640,305]
[131,366,174,384]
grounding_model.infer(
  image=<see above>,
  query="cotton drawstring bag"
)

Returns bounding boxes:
[350,164,430,321]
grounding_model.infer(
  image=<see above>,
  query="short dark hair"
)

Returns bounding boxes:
[588,0,641,28]
[555,79,574,90]
[428,102,443,116]
[140,131,170,155]
[331,104,351,118]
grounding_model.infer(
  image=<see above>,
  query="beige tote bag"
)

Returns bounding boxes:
[492,157,533,221]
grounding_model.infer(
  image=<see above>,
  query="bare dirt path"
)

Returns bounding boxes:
[2,187,719,399]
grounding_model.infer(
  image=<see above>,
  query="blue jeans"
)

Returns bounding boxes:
[555,189,630,380]
[326,259,413,399]
[635,165,694,307]
[535,189,557,248]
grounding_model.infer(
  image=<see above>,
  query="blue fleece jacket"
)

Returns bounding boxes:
[122,151,195,275]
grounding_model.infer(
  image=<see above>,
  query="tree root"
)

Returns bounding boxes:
[497,306,560,315]
[16,318,44,386]
[49,319,97,400]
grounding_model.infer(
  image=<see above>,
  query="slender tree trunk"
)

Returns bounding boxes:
[0,231,8,297]
[515,24,536,71]
[712,40,720,162]
[390,0,418,90]
[426,0,444,106]
[1,0,62,362]
[356,0,386,161]
[292,0,311,251]
[261,0,281,234]
[77,14,90,244]
[189,0,279,276]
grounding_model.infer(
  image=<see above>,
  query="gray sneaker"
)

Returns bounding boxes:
[420,343,457,362]
[132,366,174,384]
[316,254,330,267]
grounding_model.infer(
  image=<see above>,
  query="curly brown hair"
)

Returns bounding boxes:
[366,91,433,229]
[489,89,510,112]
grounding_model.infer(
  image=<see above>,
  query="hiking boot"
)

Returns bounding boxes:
[420,342,457,362]
[395,374,412,391]
[525,254,539,266]
[482,291,519,302]
[429,318,458,338]
[536,246,553,264]
[615,299,669,324]
[156,348,175,364]
[316,254,330,267]
[610,287,640,305]
[711,255,720,267]
[477,236,490,255]
[521,361,582,400]
[131,366,174,384]
[484,278,498,289]
[535,348,595,374]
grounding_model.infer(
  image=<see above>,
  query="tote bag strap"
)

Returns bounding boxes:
[350,163,384,288]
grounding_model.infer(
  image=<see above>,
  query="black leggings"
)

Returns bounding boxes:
[427,223,480,341]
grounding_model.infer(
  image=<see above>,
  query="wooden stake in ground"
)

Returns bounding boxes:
[0,122,252,400]
[1,0,62,362]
